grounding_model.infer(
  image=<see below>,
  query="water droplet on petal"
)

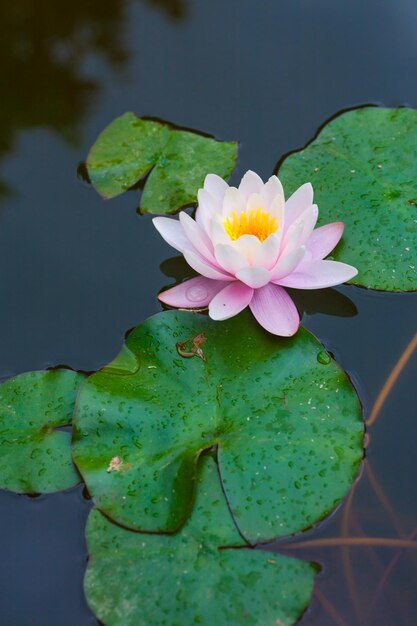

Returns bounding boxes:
[186,285,208,303]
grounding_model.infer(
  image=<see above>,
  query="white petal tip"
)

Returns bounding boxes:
[208,308,223,321]
[152,216,163,227]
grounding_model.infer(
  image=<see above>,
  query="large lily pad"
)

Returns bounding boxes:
[0,369,85,493]
[87,112,237,214]
[85,454,317,626]
[73,310,363,543]
[278,106,417,291]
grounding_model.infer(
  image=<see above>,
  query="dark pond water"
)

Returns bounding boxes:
[1,1,417,624]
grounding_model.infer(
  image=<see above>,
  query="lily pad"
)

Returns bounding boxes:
[0,369,85,493]
[87,112,238,214]
[278,106,417,291]
[73,310,363,543]
[85,454,317,626]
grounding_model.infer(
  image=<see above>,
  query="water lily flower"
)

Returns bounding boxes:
[153,171,357,336]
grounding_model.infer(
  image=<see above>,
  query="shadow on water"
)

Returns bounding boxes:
[0,1,417,625]
[159,255,358,318]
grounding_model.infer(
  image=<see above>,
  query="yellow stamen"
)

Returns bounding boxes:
[224,208,278,242]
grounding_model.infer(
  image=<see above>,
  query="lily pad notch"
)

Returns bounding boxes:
[86,112,238,214]
[85,453,318,626]
[0,369,85,494]
[278,106,417,291]
[72,309,364,544]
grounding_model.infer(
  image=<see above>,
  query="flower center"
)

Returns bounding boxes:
[223,208,278,242]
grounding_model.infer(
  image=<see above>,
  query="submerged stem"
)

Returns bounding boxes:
[314,587,348,626]
[280,537,417,550]
[367,331,417,427]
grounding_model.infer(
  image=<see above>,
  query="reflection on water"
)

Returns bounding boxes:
[159,254,358,318]
[0,1,416,625]
[160,254,197,282]
[0,2,127,151]
[148,0,186,20]
[0,0,187,195]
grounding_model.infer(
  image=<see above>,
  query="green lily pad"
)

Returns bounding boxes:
[87,112,237,214]
[85,454,317,626]
[278,106,417,291]
[73,310,363,542]
[87,114,170,200]
[0,369,85,493]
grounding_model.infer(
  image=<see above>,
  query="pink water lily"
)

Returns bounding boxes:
[153,171,357,336]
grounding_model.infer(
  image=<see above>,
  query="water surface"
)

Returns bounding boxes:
[1,1,416,624]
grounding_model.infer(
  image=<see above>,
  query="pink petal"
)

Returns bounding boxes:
[306,222,344,260]
[247,192,266,212]
[204,174,228,203]
[158,276,227,307]
[249,284,300,336]
[280,220,304,256]
[195,189,217,234]
[223,187,246,216]
[251,233,281,269]
[277,260,358,289]
[268,194,285,246]
[234,234,262,263]
[238,170,264,198]
[284,183,314,233]
[179,212,214,262]
[236,266,270,288]
[152,217,190,253]
[210,219,230,246]
[299,204,319,245]
[261,175,285,209]
[183,249,234,281]
[214,244,247,274]
[270,246,306,281]
[209,282,254,320]
[280,204,317,254]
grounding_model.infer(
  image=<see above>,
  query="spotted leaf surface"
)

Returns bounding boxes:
[278,107,417,290]
[87,113,170,200]
[85,455,317,626]
[0,370,85,493]
[87,112,237,214]
[73,310,363,542]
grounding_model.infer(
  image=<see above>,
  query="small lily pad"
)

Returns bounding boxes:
[85,455,317,626]
[87,112,237,214]
[73,310,363,543]
[278,106,417,291]
[0,369,85,493]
